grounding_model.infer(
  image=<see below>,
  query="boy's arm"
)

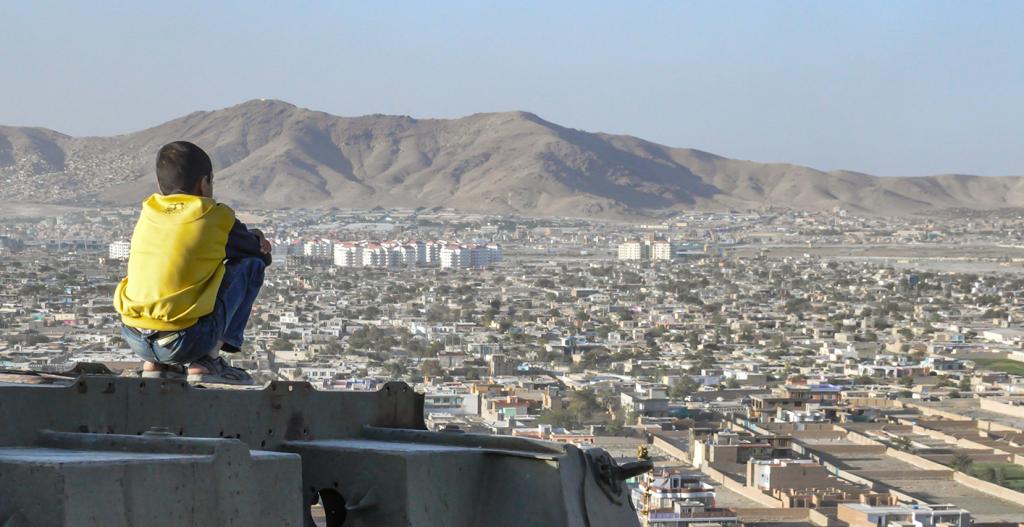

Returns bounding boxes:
[226,219,273,266]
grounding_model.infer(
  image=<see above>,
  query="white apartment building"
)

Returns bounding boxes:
[651,241,673,261]
[303,239,334,261]
[333,243,362,267]
[439,243,503,269]
[386,245,405,268]
[362,245,386,267]
[618,239,673,261]
[401,245,418,267]
[414,241,428,265]
[108,240,131,261]
[440,246,469,269]
[486,243,503,264]
[618,241,646,261]
[425,241,442,265]
[333,240,501,269]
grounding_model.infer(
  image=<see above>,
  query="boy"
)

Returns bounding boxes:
[114,141,272,385]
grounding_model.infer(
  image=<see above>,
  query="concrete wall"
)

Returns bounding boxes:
[901,402,973,422]
[980,398,1024,419]
[761,463,837,491]
[885,445,1024,503]
[788,430,849,441]
[952,471,1024,503]
[907,424,1015,461]
[885,447,957,471]
[856,470,952,480]
[977,419,1022,434]
[836,504,875,527]
[809,445,887,456]
[735,507,812,522]
[808,507,838,527]
[761,422,838,433]
[701,463,784,508]
[651,435,689,463]
[842,397,903,409]
[803,422,1024,508]
[841,427,888,447]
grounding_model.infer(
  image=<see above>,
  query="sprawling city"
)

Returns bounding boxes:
[5,205,1024,525]
[4,2,1023,525]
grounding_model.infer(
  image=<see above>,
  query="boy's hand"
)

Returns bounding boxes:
[250,229,272,254]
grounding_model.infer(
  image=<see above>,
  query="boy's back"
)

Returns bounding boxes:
[114,141,271,385]
[115,193,236,331]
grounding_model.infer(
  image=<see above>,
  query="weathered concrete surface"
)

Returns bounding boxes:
[0,431,302,527]
[0,373,649,527]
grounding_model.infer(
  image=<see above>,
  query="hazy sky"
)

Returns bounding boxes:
[2,1,1022,177]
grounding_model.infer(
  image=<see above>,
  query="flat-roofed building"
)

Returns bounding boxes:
[837,502,970,527]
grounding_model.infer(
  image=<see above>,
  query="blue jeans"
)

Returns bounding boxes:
[122,257,266,365]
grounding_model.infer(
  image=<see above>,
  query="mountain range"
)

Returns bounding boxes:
[1,99,1022,219]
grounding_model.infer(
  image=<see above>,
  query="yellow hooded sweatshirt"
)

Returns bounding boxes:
[114,193,236,331]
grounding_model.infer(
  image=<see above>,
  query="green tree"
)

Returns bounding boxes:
[566,389,602,424]
[419,359,444,379]
[605,413,626,435]
[425,305,450,323]
[893,436,914,452]
[534,278,556,289]
[950,452,973,473]
[536,408,577,429]
[385,361,407,379]
[853,375,874,385]
[670,377,701,399]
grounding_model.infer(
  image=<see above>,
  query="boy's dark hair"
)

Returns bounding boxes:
[156,141,212,195]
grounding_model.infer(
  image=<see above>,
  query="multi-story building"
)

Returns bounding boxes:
[385,245,404,268]
[401,244,418,267]
[425,241,442,265]
[423,386,482,419]
[651,240,673,261]
[632,469,737,527]
[413,241,428,265]
[440,245,469,269]
[749,384,843,422]
[333,243,362,267]
[620,383,670,417]
[837,503,970,527]
[332,240,500,269]
[303,239,334,262]
[619,239,673,261]
[618,241,647,261]
[362,244,386,267]
[485,243,503,264]
[690,430,792,470]
[108,240,131,261]
[470,245,490,268]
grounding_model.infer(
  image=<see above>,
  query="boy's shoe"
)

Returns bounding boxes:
[187,356,255,386]
[141,363,186,380]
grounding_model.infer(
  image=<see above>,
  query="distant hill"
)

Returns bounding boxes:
[2,99,1022,219]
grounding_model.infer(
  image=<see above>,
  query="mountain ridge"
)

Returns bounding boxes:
[1,99,1021,219]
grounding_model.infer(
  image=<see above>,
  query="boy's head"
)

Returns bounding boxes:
[156,141,213,197]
